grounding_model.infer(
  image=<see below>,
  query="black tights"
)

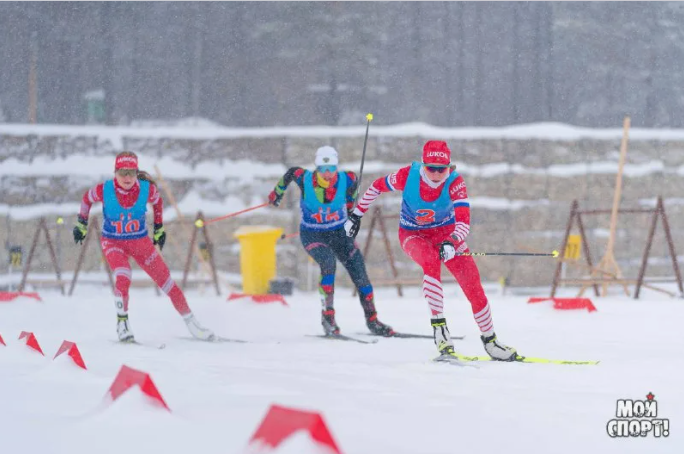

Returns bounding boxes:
[300,227,376,316]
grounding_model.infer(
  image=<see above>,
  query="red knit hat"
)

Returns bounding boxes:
[421,140,451,167]
[115,154,138,170]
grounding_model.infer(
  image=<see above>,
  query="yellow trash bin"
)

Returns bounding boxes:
[234,225,283,294]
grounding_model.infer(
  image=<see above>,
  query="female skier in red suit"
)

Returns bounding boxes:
[73,151,215,342]
[345,141,517,361]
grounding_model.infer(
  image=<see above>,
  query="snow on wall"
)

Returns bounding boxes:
[2,121,683,288]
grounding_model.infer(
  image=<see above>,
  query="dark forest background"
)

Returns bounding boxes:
[2,2,683,128]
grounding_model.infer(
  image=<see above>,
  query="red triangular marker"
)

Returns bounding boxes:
[18,331,44,355]
[553,298,597,312]
[527,297,551,304]
[249,404,343,454]
[227,292,288,306]
[227,292,247,301]
[0,292,42,302]
[53,341,87,369]
[106,365,169,410]
[528,297,597,312]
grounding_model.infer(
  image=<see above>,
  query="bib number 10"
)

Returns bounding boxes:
[112,213,140,233]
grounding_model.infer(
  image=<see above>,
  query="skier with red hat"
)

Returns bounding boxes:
[344,140,517,361]
[73,151,215,343]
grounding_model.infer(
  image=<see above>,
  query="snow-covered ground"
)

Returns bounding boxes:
[1,283,682,454]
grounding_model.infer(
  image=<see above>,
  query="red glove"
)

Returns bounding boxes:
[268,189,283,207]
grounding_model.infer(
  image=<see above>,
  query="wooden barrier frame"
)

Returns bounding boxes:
[550,197,683,299]
[356,206,403,297]
[68,217,139,296]
[18,217,65,295]
[181,211,221,295]
[154,165,229,295]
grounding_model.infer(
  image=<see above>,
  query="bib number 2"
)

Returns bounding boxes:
[415,209,435,225]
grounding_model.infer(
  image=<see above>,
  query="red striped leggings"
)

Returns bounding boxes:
[398,225,494,335]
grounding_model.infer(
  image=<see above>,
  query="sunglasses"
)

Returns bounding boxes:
[425,165,448,173]
[116,169,137,177]
[317,165,338,173]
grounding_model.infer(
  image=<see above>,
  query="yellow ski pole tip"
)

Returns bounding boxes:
[552,250,559,258]
[195,219,204,228]
[366,113,373,121]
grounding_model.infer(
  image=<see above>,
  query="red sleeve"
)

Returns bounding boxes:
[353,166,411,216]
[78,183,104,220]
[148,184,164,225]
[373,165,410,192]
[448,175,471,242]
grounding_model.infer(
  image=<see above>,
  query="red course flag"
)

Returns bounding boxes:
[53,341,87,370]
[248,404,343,454]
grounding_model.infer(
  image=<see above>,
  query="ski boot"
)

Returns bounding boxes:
[321,309,341,336]
[366,313,395,337]
[184,313,216,341]
[117,314,135,343]
[481,333,517,361]
[432,317,455,355]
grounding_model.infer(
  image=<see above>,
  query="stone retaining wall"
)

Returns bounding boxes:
[2,129,683,292]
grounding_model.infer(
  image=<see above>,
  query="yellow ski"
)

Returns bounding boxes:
[434,352,599,365]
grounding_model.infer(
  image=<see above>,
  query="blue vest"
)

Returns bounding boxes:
[400,162,458,230]
[102,180,150,240]
[300,170,348,231]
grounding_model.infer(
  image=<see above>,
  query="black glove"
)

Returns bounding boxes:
[73,217,88,244]
[153,223,166,250]
[344,212,362,238]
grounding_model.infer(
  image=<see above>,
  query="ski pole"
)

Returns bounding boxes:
[279,232,300,240]
[200,202,269,226]
[355,113,373,203]
[456,250,560,258]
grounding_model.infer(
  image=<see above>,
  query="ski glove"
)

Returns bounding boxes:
[344,212,362,238]
[153,223,166,250]
[268,187,284,207]
[73,217,88,244]
[439,241,457,262]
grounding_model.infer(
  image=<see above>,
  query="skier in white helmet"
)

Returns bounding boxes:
[268,146,395,337]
